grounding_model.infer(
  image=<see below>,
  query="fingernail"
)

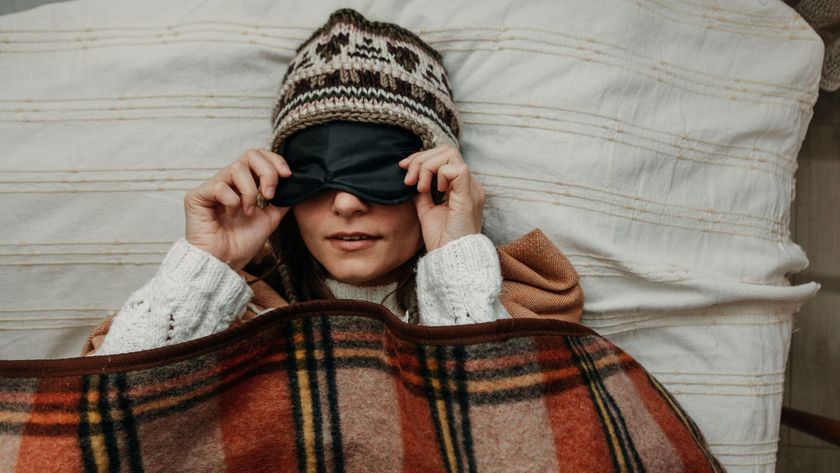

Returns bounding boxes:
[265,186,275,198]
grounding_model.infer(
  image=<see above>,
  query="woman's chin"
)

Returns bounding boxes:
[325,265,375,284]
[326,266,398,287]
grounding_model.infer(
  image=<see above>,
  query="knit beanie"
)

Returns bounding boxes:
[268,8,461,154]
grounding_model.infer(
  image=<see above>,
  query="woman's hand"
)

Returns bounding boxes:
[399,144,486,252]
[184,148,292,272]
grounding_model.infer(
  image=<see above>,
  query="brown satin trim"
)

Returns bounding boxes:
[0,299,596,378]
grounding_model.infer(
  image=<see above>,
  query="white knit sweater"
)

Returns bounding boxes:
[95,233,511,355]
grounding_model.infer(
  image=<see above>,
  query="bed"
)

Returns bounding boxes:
[0,0,825,471]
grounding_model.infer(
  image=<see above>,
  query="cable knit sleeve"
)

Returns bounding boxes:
[94,238,254,355]
[415,233,512,326]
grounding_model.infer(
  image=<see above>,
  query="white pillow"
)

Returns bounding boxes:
[0,0,822,471]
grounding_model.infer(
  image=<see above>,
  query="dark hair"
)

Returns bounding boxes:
[243,181,447,324]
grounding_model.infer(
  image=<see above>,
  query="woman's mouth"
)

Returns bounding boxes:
[328,234,382,251]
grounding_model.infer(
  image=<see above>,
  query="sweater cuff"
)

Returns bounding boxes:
[415,233,504,325]
[158,238,254,333]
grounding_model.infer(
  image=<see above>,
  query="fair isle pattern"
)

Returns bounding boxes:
[269,8,460,153]
[0,300,725,472]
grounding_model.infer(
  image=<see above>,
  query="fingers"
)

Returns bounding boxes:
[416,153,452,193]
[252,149,292,198]
[400,144,462,189]
[400,144,473,195]
[437,163,472,198]
[229,161,260,216]
[186,180,241,220]
[187,148,291,219]
[188,179,240,208]
[227,149,292,215]
[413,188,436,219]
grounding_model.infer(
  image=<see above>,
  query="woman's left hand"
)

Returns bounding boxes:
[398,144,486,252]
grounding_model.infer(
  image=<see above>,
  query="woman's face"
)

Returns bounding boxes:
[292,189,423,286]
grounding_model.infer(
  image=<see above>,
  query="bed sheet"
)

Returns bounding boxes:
[0,0,823,471]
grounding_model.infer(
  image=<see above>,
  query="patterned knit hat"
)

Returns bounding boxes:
[269,8,460,154]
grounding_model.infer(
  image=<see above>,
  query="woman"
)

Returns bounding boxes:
[81,8,565,356]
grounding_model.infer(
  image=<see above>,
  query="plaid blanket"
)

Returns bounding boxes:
[0,299,724,472]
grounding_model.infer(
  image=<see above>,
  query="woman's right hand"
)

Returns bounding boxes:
[184,148,292,272]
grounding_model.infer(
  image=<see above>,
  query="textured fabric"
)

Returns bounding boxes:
[416,233,508,325]
[324,277,403,320]
[794,0,840,91]
[0,1,823,470]
[80,229,582,357]
[497,228,585,323]
[0,299,724,472]
[85,232,512,356]
[94,238,253,356]
[270,8,460,156]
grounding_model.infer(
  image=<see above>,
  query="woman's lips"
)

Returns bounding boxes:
[329,237,381,251]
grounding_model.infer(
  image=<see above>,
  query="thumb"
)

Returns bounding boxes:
[413,191,436,219]
[264,204,290,228]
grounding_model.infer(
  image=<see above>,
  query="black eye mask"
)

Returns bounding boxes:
[269,120,425,206]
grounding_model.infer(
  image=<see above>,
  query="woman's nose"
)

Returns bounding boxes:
[331,190,370,217]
